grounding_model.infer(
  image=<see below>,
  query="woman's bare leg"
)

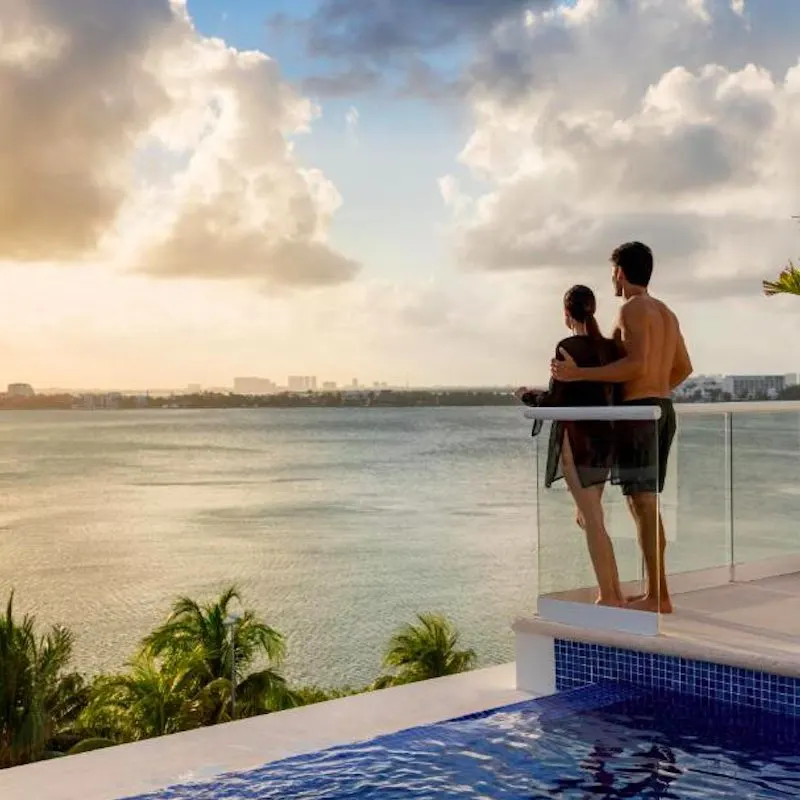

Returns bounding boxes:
[561,437,623,606]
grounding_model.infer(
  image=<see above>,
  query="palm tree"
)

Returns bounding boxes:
[141,587,289,720]
[0,593,81,767]
[763,216,800,297]
[81,655,199,741]
[44,671,92,755]
[380,614,476,686]
[143,587,284,679]
[763,261,800,297]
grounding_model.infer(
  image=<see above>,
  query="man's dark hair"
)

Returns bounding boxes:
[611,241,653,288]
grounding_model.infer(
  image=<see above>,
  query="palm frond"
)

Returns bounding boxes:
[382,614,475,683]
[763,260,800,297]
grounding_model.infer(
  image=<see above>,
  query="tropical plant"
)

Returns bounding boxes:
[178,668,298,728]
[380,614,476,686]
[763,217,800,297]
[290,685,361,705]
[79,654,199,742]
[0,593,84,767]
[143,587,283,679]
[763,261,800,297]
[44,671,92,754]
[141,587,290,721]
[1,589,485,768]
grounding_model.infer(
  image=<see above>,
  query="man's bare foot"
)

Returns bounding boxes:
[627,595,673,614]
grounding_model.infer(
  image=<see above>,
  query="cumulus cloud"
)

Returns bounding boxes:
[445,0,800,297]
[0,0,358,288]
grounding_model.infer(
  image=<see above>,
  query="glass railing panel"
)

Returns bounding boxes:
[731,407,800,569]
[529,406,663,633]
[533,421,597,599]
[665,409,730,579]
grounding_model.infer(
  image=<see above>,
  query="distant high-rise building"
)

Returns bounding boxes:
[351,378,359,389]
[234,377,277,395]
[187,383,202,393]
[7,383,34,398]
[722,374,786,400]
[288,376,317,392]
[322,381,337,391]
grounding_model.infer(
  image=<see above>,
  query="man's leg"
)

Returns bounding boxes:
[626,491,672,613]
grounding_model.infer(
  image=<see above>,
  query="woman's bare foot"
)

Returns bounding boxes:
[627,595,673,614]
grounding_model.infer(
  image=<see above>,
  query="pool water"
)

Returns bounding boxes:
[129,682,800,799]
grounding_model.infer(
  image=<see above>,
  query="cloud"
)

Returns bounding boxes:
[272,0,555,96]
[0,0,358,288]
[299,0,550,60]
[444,0,800,298]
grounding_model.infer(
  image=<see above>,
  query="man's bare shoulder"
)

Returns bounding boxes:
[620,294,651,320]
[624,294,676,322]
[650,295,681,326]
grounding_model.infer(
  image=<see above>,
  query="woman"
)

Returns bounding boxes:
[516,285,623,606]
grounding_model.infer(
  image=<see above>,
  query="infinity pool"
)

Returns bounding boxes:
[128,682,800,799]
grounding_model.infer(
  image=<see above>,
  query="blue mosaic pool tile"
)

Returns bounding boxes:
[554,638,800,716]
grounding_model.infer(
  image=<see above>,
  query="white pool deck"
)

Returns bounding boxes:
[517,571,800,678]
[5,573,800,800]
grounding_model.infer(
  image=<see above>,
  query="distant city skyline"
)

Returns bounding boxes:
[9,370,800,398]
[2,2,800,388]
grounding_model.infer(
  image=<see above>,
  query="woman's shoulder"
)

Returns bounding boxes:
[555,335,597,361]
[555,335,583,354]
[556,335,619,368]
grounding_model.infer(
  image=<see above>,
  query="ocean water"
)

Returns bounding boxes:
[0,406,798,685]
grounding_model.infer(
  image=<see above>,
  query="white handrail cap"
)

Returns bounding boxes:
[523,406,663,422]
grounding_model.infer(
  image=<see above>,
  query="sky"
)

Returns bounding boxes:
[2,0,800,389]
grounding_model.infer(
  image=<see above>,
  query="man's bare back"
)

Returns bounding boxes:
[612,295,690,401]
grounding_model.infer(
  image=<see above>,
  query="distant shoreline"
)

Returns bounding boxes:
[2,389,799,411]
[0,390,520,411]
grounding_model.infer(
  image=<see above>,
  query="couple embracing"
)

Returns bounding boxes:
[518,242,693,614]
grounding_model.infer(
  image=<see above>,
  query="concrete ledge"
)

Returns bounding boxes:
[538,597,658,636]
[0,664,534,800]
[515,632,555,696]
[513,613,800,679]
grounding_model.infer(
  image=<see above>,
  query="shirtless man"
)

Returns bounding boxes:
[551,242,693,613]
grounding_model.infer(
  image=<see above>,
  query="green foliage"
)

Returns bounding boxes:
[764,217,800,297]
[380,614,477,686]
[0,593,85,767]
[290,685,362,705]
[80,654,200,741]
[142,586,285,685]
[1,590,475,770]
[763,261,800,297]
